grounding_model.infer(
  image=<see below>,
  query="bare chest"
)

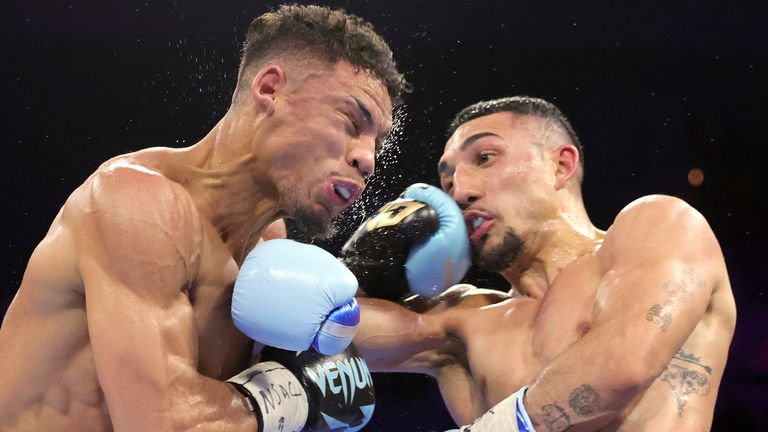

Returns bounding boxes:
[458,299,541,405]
[460,258,604,407]
[189,238,253,380]
[531,256,604,362]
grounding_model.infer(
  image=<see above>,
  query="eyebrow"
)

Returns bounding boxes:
[438,132,500,174]
[459,132,499,151]
[353,96,391,153]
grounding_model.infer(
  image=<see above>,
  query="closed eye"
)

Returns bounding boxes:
[441,178,453,194]
[344,112,361,136]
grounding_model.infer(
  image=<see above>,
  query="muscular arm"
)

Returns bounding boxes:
[524,196,723,431]
[75,166,256,431]
[355,297,448,374]
[355,285,505,375]
[354,285,481,374]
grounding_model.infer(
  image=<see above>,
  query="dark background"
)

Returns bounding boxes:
[3,0,767,430]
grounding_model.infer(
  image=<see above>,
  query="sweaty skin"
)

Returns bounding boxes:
[0,60,391,431]
[354,112,735,431]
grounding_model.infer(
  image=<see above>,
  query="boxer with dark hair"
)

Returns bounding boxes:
[0,5,407,431]
[351,96,735,431]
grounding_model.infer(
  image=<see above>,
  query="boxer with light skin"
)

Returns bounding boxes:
[0,5,406,431]
[352,96,736,431]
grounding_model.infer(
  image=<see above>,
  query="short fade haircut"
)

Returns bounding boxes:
[237,4,409,105]
[447,96,584,170]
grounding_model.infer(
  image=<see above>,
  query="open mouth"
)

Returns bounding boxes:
[327,180,362,207]
[334,184,354,201]
[464,210,494,244]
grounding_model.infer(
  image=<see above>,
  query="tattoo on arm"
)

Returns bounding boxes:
[663,268,705,299]
[568,384,601,416]
[534,385,598,432]
[646,268,705,332]
[645,301,672,331]
[659,350,712,416]
[537,403,571,432]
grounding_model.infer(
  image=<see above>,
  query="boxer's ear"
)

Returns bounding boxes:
[553,144,579,189]
[250,64,285,116]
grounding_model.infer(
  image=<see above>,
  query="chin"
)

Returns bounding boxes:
[474,228,525,273]
[292,205,336,240]
[472,232,497,255]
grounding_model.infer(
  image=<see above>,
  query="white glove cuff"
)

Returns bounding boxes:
[458,386,534,432]
[228,361,309,432]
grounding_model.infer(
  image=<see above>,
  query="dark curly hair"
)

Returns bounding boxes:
[448,96,582,161]
[237,4,409,105]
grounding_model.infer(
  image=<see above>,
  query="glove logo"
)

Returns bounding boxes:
[304,356,373,405]
[365,200,426,231]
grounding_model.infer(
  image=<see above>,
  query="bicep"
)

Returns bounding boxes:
[595,264,710,364]
[594,197,719,372]
[74,168,204,428]
[82,262,198,429]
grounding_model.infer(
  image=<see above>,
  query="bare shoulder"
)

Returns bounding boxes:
[67,161,193,225]
[401,284,510,314]
[69,160,204,293]
[613,195,706,229]
[600,194,730,302]
[426,284,512,311]
[603,194,721,262]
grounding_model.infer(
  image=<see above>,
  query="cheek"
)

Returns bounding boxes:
[504,156,538,178]
[273,129,345,169]
[486,174,540,220]
[298,117,348,157]
[268,142,311,171]
[494,156,549,194]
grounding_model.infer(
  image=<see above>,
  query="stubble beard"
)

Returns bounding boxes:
[277,177,339,240]
[291,205,337,240]
[474,227,525,273]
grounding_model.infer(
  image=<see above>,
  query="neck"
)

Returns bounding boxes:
[500,198,604,299]
[164,109,282,259]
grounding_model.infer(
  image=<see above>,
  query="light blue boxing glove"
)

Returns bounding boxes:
[231,239,360,356]
[401,183,471,297]
[340,183,471,300]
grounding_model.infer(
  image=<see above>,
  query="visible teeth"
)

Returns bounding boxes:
[472,217,483,230]
[335,185,352,200]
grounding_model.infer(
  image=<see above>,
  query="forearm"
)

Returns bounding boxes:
[523,330,656,432]
[356,298,423,368]
[170,374,259,431]
[107,364,258,431]
[355,298,447,373]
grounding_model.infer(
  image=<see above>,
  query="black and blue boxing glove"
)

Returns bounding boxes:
[229,343,375,432]
[340,183,471,301]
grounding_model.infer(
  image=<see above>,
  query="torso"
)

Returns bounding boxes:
[437,247,734,431]
[0,152,254,431]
